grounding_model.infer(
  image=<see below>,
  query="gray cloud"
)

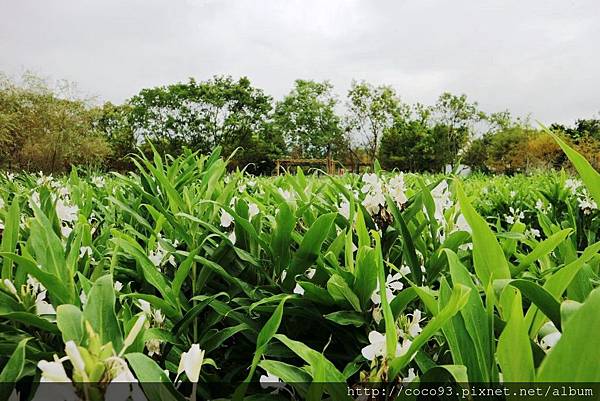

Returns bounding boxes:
[1,0,598,123]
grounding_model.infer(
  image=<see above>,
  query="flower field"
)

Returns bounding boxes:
[0,135,599,401]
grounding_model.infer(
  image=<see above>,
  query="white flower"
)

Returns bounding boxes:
[387,174,408,206]
[540,332,561,351]
[527,227,541,238]
[65,341,86,375]
[138,300,152,315]
[509,191,516,198]
[61,225,73,238]
[122,315,147,352]
[3,279,18,296]
[36,291,56,315]
[6,172,15,181]
[114,281,123,292]
[146,339,161,356]
[0,197,4,209]
[178,344,205,383]
[293,283,305,295]
[79,246,93,258]
[91,176,105,188]
[564,178,581,193]
[338,199,350,219]
[401,368,417,383]
[220,210,234,228]
[38,359,71,382]
[278,188,294,202]
[429,181,452,224]
[306,268,316,279]
[406,309,424,338]
[578,194,597,215]
[260,372,286,392]
[79,290,88,306]
[27,275,45,293]
[361,331,412,361]
[399,264,411,276]
[109,359,138,383]
[152,309,165,325]
[362,191,385,215]
[228,230,236,245]
[30,191,41,209]
[371,273,404,305]
[361,173,380,194]
[56,199,78,223]
[535,199,544,210]
[248,203,259,219]
[149,242,172,267]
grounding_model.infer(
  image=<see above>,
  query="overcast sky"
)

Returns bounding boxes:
[1,0,599,124]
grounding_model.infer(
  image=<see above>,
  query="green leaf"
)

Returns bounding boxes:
[445,250,493,382]
[1,198,19,279]
[545,128,600,204]
[283,213,336,290]
[125,353,185,401]
[234,296,290,401]
[0,338,29,399]
[456,181,511,285]
[57,304,84,344]
[389,284,471,379]
[497,287,535,381]
[270,201,295,274]
[83,275,122,350]
[512,229,572,276]
[326,274,361,312]
[537,287,600,381]
[324,311,366,327]
[353,246,377,310]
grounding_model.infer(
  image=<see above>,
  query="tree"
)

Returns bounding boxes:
[273,80,344,158]
[345,81,408,163]
[127,76,278,159]
[93,102,136,170]
[0,73,110,173]
[432,92,483,160]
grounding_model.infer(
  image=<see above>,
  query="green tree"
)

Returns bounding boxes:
[273,80,344,158]
[127,76,279,160]
[0,73,110,173]
[345,81,408,163]
[433,92,483,160]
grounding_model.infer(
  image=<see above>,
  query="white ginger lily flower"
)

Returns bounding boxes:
[220,210,234,228]
[564,178,581,193]
[248,203,260,219]
[361,331,413,361]
[371,273,404,305]
[278,188,294,202]
[338,199,350,219]
[401,368,417,383]
[178,344,205,383]
[260,371,286,393]
[387,174,408,206]
[3,279,18,296]
[79,246,93,258]
[56,199,79,223]
[293,283,305,295]
[36,291,56,315]
[38,358,71,383]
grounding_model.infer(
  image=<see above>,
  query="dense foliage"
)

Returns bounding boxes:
[0,134,599,400]
[2,73,599,175]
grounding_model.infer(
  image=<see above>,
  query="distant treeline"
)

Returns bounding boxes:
[1,72,598,174]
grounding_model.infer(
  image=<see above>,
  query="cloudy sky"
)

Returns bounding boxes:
[1,0,599,123]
